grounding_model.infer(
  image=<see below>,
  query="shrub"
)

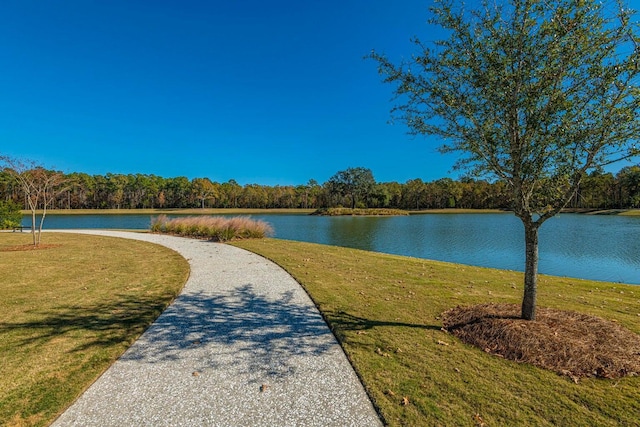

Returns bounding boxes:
[150,215,273,241]
[0,200,21,230]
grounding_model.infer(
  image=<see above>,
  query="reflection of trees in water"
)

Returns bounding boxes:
[325,217,382,252]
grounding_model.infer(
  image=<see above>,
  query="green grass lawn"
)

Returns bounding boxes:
[0,233,189,427]
[231,238,640,427]
[2,231,638,426]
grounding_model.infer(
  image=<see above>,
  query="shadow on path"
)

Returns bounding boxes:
[117,283,336,380]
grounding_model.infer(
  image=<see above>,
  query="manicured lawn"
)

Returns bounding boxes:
[231,238,640,427]
[3,230,638,426]
[0,233,189,427]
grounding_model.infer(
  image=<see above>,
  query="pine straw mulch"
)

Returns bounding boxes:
[441,303,640,381]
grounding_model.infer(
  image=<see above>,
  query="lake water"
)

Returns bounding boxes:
[22,213,640,285]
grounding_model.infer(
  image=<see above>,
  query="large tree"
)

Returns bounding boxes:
[371,0,640,320]
[327,167,376,209]
[191,177,218,209]
[617,165,640,207]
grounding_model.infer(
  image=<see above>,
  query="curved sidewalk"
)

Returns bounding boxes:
[51,231,382,427]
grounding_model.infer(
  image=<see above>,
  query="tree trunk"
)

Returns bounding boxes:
[521,220,539,320]
[30,209,37,246]
[37,209,46,245]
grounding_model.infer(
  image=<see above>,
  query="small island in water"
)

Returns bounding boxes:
[311,208,409,216]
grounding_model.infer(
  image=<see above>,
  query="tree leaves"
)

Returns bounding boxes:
[371,0,640,220]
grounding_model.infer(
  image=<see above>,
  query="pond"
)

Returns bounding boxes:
[22,212,640,285]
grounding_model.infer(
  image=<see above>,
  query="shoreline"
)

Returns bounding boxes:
[20,207,640,216]
[22,208,316,215]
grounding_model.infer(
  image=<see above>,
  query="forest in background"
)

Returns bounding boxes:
[1,166,639,211]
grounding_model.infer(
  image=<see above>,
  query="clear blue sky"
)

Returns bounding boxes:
[0,0,465,185]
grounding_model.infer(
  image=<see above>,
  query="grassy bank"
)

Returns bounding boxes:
[3,231,639,426]
[313,208,409,216]
[230,238,640,426]
[0,233,189,427]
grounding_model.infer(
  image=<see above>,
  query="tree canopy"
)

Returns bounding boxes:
[326,167,376,209]
[371,0,640,319]
[1,165,639,212]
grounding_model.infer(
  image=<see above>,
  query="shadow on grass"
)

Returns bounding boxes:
[0,294,174,351]
[325,310,442,333]
[1,283,336,381]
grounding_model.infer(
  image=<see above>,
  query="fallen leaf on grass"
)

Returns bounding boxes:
[375,347,391,357]
[473,413,486,427]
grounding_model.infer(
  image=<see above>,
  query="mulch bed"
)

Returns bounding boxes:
[442,303,640,380]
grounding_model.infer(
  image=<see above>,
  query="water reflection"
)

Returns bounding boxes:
[325,217,385,252]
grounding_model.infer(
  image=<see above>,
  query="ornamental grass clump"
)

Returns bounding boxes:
[150,215,273,241]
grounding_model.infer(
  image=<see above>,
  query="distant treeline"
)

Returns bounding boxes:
[1,166,639,210]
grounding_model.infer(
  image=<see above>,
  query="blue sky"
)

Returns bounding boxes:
[0,0,465,185]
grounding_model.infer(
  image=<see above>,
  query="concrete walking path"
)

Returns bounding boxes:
[50,230,383,427]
